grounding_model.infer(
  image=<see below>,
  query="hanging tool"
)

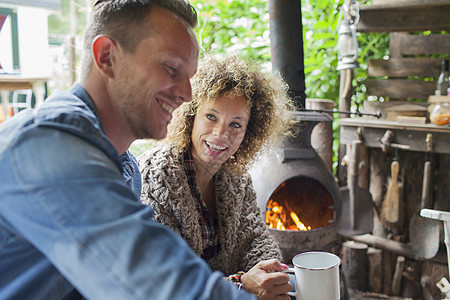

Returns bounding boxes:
[381,157,400,225]
[338,138,373,236]
[409,134,440,259]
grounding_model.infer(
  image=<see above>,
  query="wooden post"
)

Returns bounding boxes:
[367,247,383,293]
[347,234,415,258]
[341,240,368,292]
[392,255,405,296]
[402,151,425,237]
[436,154,450,212]
[382,251,394,295]
[306,98,335,171]
[370,148,387,237]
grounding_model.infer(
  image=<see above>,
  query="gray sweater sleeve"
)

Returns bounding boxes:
[234,176,282,271]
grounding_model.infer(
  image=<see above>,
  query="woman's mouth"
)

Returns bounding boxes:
[205,141,227,152]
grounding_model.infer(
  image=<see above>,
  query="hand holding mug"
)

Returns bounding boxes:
[283,251,341,300]
[241,259,292,300]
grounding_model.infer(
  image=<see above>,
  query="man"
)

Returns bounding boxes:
[0,1,255,299]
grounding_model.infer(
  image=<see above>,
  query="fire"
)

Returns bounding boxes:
[266,200,311,231]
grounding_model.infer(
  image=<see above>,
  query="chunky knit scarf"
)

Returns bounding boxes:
[138,144,281,275]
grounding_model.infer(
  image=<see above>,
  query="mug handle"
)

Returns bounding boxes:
[282,268,296,298]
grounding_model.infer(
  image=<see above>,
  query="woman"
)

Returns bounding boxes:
[138,54,297,299]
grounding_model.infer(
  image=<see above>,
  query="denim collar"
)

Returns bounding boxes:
[43,82,124,173]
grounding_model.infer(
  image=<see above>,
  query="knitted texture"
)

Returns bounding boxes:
[138,144,282,275]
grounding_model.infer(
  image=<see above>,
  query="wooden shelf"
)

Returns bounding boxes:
[339,118,450,154]
[357,0,450,32]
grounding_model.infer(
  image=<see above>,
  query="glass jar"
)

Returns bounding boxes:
[430,103,450,126]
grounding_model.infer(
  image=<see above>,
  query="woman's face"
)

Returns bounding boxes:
[191,95,250,172]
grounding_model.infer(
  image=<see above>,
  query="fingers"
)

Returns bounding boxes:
[242,259,294,300]
[257,280,292,300]
[256,258,289,272]
[256,271,292,298]
[265,271,290,286]
[272,280,292,295]
[258,293,291,300]
[249,259,291,287]
[262,274,292,293]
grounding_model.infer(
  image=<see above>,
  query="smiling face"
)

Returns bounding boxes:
[111,6,199,140]
[190,95,251,173]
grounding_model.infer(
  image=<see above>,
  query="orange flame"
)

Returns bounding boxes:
[266,200,311,231]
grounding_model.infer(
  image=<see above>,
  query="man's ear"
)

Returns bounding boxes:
[92,35,116,78]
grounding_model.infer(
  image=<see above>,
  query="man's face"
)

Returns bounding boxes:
[111,6,199,140]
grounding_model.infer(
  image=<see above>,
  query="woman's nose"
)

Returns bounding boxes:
[213,122,228,138]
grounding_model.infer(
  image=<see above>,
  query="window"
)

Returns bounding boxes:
[0,7,19,74]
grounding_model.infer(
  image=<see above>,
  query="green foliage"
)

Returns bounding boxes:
[301,0,342,101]
[192,0,271,65]
[353,32,389,108]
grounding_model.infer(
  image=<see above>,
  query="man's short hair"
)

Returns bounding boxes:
[78,0,198,82]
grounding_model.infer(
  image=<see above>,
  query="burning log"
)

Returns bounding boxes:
[266,199,311,231]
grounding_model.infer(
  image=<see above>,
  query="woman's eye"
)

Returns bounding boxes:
[231,122,242,129]
[206,114,216,121]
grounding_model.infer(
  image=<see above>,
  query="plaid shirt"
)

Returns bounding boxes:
[184,152,221,261]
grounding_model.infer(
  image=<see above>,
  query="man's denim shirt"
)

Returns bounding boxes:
[0,83,254,300]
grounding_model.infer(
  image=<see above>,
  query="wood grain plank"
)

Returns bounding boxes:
[368,58,442,77]
[372,0,450,8]
[366,79,435,100]
[392,33,450,56]
[357,4,450,32]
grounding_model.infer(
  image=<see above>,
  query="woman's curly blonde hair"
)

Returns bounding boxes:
[164,54,297,175]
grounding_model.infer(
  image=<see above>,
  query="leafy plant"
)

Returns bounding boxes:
[192,0,271,66]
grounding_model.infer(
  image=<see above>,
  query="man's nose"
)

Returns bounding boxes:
[173,77,192,104]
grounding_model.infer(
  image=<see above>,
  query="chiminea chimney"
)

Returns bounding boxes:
[251,0,341,263]
[269,0,306,109]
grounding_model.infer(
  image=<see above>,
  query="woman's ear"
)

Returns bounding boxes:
[92,35,116,78]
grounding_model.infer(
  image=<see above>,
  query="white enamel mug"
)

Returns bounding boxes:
[284,251,341,300]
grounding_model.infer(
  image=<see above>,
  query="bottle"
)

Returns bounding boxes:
[435,59,449,96]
